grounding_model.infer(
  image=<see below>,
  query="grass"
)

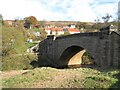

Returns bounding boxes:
[2,26,46,56]
[2,26,27,55]
[2,26,44,71]
[32,28,42,32]
[2,54,37,71]
[2,68,57,88]
[25,42,38,48]
[2,67,120,88]
[60,68,119,88]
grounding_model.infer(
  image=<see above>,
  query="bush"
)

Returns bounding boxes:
[2,26,38,71]
[2,26,27,56]
[2,54,37,71]
[24,28,47,41]
[82,52,94,65]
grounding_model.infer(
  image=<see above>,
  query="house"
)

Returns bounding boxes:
[45,27,80,35]
[67,28,80,34]
[68,24,76,28]
[45,25,55,28]
[45,28,52,35]
[4,20,13,26]
[34,32,40,37]
[109,24,117,32]
[51,28,64,35]
[45,27,64,35]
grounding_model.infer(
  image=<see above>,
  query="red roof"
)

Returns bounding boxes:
[45,27,80,33]
[45,28,51,30]
[67,28,80,32]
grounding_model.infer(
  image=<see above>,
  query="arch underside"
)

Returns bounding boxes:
[59,46,94,68]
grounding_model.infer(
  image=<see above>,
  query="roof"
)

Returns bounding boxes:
[45,28,51,30]
[67,28,80,32]
[45,27,80,33]
[52,28,63,31]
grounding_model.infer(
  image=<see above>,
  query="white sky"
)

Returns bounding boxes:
[0,0,119,22]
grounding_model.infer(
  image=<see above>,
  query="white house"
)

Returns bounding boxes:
[68,24,76,28]
[110,24,117,32]
[45,28,52,35]
[67,28,80,34]
[34,32,40,37]
[45,27,64,36]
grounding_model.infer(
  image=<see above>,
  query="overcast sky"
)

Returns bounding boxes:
[0,0,119,22]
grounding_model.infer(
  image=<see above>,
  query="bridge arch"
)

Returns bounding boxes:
[59,45,94,68]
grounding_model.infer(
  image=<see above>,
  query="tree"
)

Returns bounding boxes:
[24,16,38,25]
[24,16,38,29]
[24,19,31,29]
[92,14,112,30]
[94,17,100,23]
[102,13,112,23]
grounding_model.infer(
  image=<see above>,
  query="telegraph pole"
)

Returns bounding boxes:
[118,1,120,31]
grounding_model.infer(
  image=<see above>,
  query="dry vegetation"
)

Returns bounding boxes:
[2,67,120,88]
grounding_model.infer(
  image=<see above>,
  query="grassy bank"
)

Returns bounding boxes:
[2,67,120,88]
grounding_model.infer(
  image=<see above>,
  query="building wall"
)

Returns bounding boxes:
[69,32,80,34]
[45,30,51,35]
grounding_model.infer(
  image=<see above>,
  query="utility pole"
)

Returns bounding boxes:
[118,1,120,31]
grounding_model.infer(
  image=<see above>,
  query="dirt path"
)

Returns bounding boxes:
[1,70,31,79]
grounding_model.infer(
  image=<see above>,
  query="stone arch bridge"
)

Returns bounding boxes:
[38,31,120,68]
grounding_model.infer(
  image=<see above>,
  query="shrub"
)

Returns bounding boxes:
[2,26,27,56]
[82,52,94,65]
[2,54,37,71]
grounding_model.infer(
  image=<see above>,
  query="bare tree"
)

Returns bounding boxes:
[102,13,112,23]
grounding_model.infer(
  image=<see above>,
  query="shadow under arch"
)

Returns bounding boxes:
[59,45,95,68]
